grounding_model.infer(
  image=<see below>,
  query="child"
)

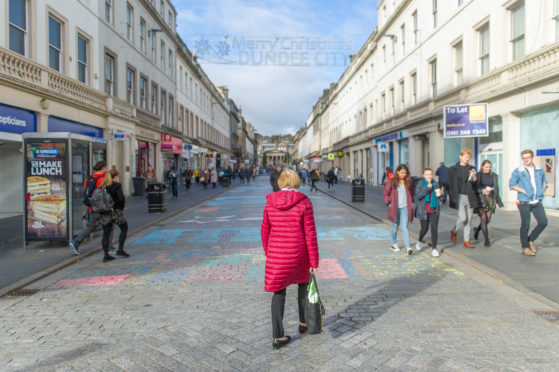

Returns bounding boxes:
[383,164,414,255]
[414,168,443,257]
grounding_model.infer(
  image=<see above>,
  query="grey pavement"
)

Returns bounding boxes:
[0,179,239,291]
[316,180,559,305]
[1,177,559,371]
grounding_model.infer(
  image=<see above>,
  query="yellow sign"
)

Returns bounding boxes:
[337,152,344,158]
[469,105,486,121]
[328,153,335,160]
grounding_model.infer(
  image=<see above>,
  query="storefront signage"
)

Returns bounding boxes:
[24,140,69,240]
[373,130,407,144]
[443,104,488,138]
[161,133,182,154]
[536,148,556,197]
[337,152,344,158]
[328,153,335,160]
[48,116,103,138]
[378,143,389,152]
[230,157,237,164]
[0,103,36,135]
[114,132,130,141]
[313,157,321,163]
[181,143,192,158]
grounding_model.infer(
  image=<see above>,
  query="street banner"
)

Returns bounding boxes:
[25,140,69,240]
[536,149,555,197]
[444,104,488,138]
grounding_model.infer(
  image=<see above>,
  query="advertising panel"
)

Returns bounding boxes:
[444,104,489,138]
[24,140,69,240]
[536,149,556,197]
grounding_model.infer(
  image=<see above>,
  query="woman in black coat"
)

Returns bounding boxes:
[473,160,504,247]
[106,169,130,257]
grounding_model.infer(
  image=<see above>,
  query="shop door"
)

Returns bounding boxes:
[480,152,503,198]
[71,140,90,238]
[377,151,386,184]
[92,143,106,164]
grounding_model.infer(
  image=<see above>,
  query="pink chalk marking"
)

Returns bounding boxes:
[316,258,348,279]
[199,207,219,212]
[56,274,130,287]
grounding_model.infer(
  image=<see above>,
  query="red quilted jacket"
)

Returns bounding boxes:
[261,190,319,292]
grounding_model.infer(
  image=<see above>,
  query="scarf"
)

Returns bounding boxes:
[423,179,438,210]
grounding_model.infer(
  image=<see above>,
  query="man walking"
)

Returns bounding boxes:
[68,160,107,255]
[270,165,282,192]
[183,167,193,190]
[435,162,448,203]
[447,149,479,248]
[327,167,336,190]
[509,149,548,256]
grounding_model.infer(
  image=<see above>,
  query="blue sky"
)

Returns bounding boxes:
[175,0,379,136]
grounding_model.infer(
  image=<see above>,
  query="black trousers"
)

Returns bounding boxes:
[418,212,439,248]
[101,223,113,257]
[271,283,308,338]
[518,202,548,248]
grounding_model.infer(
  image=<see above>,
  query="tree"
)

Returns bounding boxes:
[262,152,267,168]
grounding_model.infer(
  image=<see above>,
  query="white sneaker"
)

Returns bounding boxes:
[431,248,440,257]
[390,243,400,252]
[415,241,423,252]
[406,247,414,255]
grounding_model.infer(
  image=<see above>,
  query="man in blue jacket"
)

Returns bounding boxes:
[509,149,548,256]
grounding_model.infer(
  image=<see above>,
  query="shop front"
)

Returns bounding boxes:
[373,130,409,184]
[0,103,37,213]
[161,133,182,181]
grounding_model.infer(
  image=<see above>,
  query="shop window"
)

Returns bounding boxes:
[9,0,28,56]
[48,15,62,72]
[479,117,503,144]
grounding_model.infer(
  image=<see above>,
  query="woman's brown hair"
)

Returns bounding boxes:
[392,164,411,189]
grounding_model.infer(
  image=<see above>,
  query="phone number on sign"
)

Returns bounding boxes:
[446,129,487,136]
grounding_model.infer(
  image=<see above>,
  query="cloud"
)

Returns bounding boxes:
[175,0,378,136]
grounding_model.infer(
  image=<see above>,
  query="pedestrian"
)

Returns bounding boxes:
[210,167,217,189]
[414,167,443,257]
[435,162,449,203]
[300,168,307,185]
[310,168,320,192]
[106,169,130,259]
[509,149,549,256]
[183,167,193,190]
[472,160,504,247]
[167,167,178,199]
[252,166,257,180]
[326,167,335,190]
[194,169,200,183]
[447,148,479,248]
[68,160,108,256]
[334,167,339,184]
[202,169,209,189]
[91,173,118,262]
[245,167,251,184]
[382,167,394,186]
[261,169,319,349]
[239,167,245,183]
[383,164,414,255]
[270,165,282,192]
[145,165,156,183]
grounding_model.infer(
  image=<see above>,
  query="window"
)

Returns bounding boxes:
[160,40,165,68]
[382,45,386,63]
[48,15,62,72]
[169,95,174,128]
[413,11,419,44]
[381,93,386,118]
[399,80,405,111]
[433,0,438,28]
[140,76,147,110]
[140,18,146,53]
[9,0,28,56]
[479,117,503,144]
[150,30,156,61]
[160,0,164,16]
[511,1,525,60]
[454,41,463,86]
[401,24,406,56]
[151,83,158,114]
[161,90,167,124]
[411,72,417,105]
[77,35,88,84]
[430,59,437,97]
[179,66,183,91]
[168,10,173,26]
[389,87,395,115]
[391,37,396,61]
[555,0,559,41]
[168,50,173,77]
[126,67,135,104]
[458,0,463,5]
[126,4,133,41]
[479,24,490,75]
[104,53,115,95]
[104,0,112,24]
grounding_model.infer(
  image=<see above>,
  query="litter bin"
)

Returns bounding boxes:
[221,175,230,187]
[351,178,365,202]
[132,177,146,196]
[147,182,166,212]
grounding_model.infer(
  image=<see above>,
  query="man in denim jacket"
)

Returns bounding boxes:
[509,149,548,256]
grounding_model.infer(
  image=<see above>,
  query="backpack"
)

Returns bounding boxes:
[89,187,114,213]
[83,175,99,207]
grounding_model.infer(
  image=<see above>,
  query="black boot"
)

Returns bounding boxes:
[473,226,480,241]
[484,238,491,247]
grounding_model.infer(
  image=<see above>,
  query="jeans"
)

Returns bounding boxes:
[518,202,548,248]
[391,207,410,248]
[419,212,439,248]
[454,194,473,241]
[310,181,318,191]
[271,283,308,338]
[327,181,334,189]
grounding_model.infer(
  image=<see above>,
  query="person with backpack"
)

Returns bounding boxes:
[326,167,336,190]
[167,167,178,199]
[310,169,320,192]
[382,167,394,186]
[69,160,108,256]
[106,169,130,259]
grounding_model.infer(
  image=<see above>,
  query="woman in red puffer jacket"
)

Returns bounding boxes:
[261,169,319,350]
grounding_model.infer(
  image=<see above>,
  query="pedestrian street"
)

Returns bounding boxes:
[1,177,559,371]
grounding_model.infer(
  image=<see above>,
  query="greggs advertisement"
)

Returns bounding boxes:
[25,141,68,240]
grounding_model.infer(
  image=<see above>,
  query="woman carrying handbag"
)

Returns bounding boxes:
[261,169,319,349]
[473,160,504,247]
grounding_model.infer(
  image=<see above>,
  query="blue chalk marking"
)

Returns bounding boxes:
[132,229,184,245]
[338,258,361,278]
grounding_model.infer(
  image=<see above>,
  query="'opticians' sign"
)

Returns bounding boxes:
[0,103,36,134]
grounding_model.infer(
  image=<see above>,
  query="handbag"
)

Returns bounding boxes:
[479,191,497,211]
[307,272,325,334]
